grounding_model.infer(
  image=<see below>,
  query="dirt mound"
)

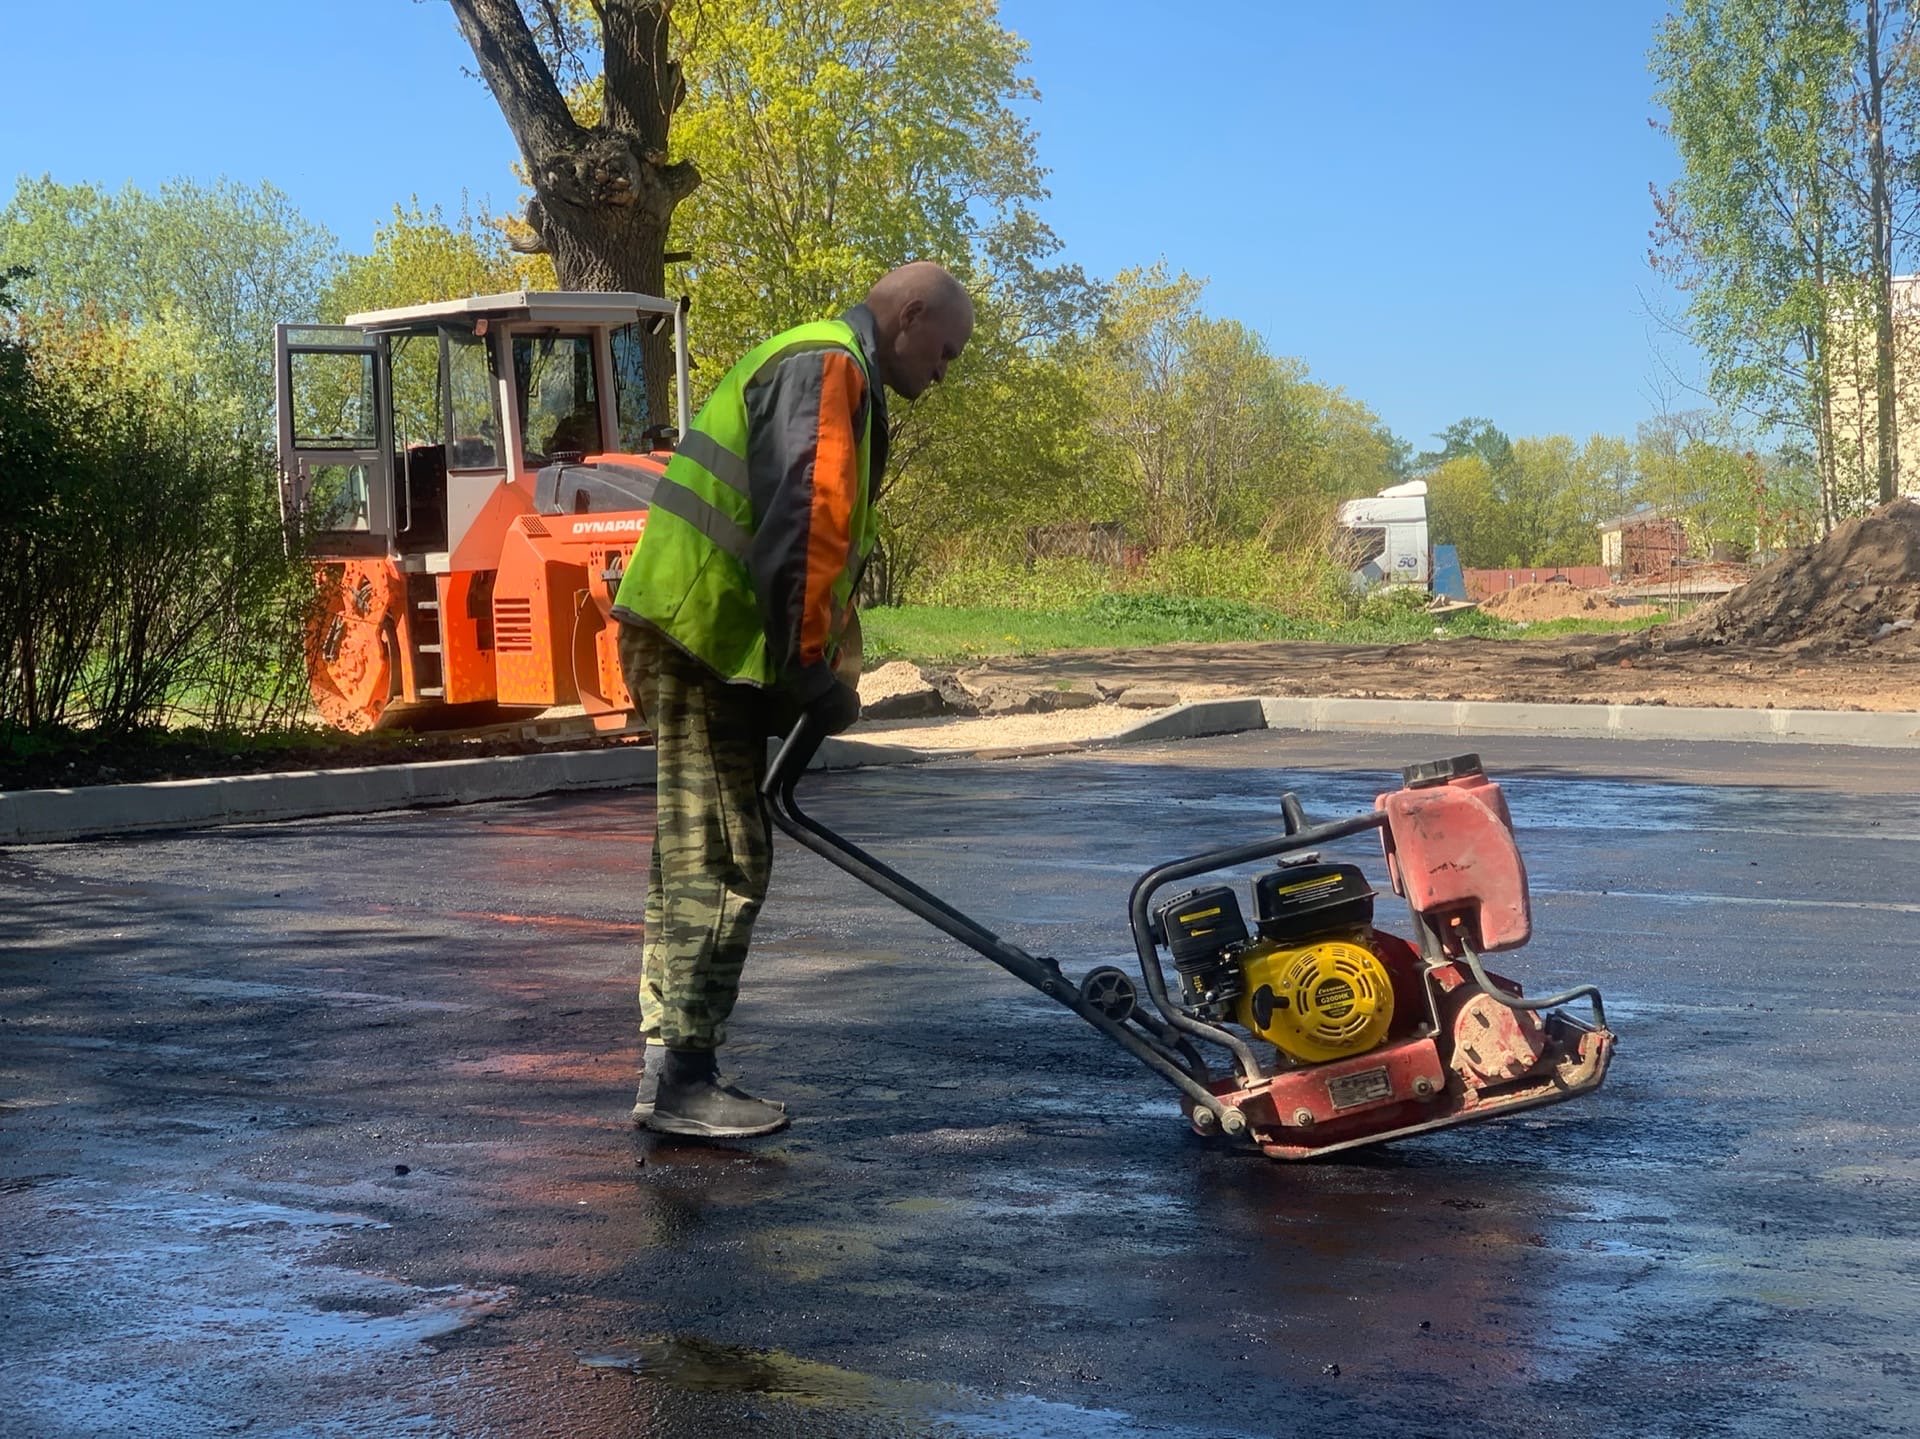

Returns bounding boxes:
[1667,498,1920,654]
[1480,583,1622,623]
[858,661,933,705]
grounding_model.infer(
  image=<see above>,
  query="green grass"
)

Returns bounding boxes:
[862,595,1670,666]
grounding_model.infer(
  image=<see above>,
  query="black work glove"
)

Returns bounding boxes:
[805,678,861,737]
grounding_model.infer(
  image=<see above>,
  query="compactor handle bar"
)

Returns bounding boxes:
[760,720,1606,1119]
[760,716,1237,1124]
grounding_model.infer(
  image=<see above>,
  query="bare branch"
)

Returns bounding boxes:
[447,0,584,159]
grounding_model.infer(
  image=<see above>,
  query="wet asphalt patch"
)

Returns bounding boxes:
[2,730,1917,1437]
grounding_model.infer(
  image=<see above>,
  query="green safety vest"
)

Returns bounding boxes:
[612,317,881,686]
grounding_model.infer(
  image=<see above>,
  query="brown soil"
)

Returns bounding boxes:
[949,502,1920,717]
[1667,497,1920,655]
[1479,582,1625,622]
[8,625,1914,793]
[952,632,1920,713]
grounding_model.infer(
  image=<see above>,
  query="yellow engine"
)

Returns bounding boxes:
[1233,937,1395,1063]
[1155,860,1399,1066]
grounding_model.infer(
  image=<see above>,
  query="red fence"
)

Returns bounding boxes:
[1463,566,1612,602]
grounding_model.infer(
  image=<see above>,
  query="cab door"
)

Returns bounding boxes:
[274,323,394,553]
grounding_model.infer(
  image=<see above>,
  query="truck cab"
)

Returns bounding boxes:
[274,291,689,731]
[1334,480,1431,591]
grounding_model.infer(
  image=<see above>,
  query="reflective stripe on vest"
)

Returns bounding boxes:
[593,460,749,564]
[673,429,749,496]
[646,474,752,563]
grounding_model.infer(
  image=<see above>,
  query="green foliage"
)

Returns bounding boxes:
[1068,263,1401,560]
[1650,0,1920,519]
[915,539,1354,623]
[1425,453,1501,566]
[648,0,1110,597]
[915,555,1113,611]
[873,248,1105,601]
[1131,539,1352,618]
[667,0,1044,380]
[0,310,312,735]
[1420,417,1637,569]
[1651,1,1852,441]
[861,600,1310,663]
[0,175,338,443]
[1415,416,1514,475]
[925,534,1351,610]
[1356,583,1434,622]
[1416,413,1812,568]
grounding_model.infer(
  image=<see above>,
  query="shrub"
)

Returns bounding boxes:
[1355,582,1434,622]
[907,533,1356,625]
[0,306,314,735]
[915,555,1114,610]
[1131,539,1351,621]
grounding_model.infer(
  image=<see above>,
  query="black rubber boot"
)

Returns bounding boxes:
[647,1048,790,1139]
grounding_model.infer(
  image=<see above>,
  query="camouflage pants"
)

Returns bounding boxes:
[619,623,780,1052]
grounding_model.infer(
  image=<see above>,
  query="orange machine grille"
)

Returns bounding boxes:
[495,596,535,653]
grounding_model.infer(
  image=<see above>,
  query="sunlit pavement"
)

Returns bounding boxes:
[3,731,1917,1438]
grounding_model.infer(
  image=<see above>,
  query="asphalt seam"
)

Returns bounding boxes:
[5,696,1918,845]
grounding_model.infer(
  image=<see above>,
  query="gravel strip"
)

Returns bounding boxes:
[850,703,1146,750]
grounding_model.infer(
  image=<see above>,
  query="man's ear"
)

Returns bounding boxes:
[898,296,926,331]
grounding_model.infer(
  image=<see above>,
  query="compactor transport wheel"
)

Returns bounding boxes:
[1079,966,1139,1022]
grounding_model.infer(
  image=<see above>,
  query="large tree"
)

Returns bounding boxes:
[1651,0,1920,521]
[652,0,1104,594]
[0,176,337,444]
[1082,265,1400,552]
[449,0,698,420]
[663,0,1047,376]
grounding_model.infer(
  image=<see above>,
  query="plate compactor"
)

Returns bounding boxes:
[765,725,1614,1160]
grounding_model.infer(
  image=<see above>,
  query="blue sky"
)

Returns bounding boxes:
[0,1,1693,451]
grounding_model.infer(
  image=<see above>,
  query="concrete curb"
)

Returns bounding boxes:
[0,733,936,847]
[1253,696,1920,748]
[1095,698,1270,745]
[7,695,1918,845]
[1,747,659,846]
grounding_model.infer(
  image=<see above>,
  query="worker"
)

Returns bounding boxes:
[610,261,976,1139]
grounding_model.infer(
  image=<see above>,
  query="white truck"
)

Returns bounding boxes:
[1334,480,1431,590]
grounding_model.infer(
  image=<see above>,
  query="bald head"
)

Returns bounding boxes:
[865,262,975,400]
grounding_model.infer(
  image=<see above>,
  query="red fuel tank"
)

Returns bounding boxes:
[1375,763,1530,952]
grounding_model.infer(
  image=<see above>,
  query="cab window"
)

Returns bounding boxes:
[610,324,653,451]
[447,330,502,470]
[513,333,599,464]
[387,333,440,452]
[288,347,377,450]
[1337,527,1388,569]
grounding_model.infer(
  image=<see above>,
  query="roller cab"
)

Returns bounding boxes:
[273,291,690,731]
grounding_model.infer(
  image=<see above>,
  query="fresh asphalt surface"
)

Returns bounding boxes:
[2,730,1917,1438]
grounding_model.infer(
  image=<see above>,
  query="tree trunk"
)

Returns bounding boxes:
[448,0,699,425]
[1865,0,1900,504]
